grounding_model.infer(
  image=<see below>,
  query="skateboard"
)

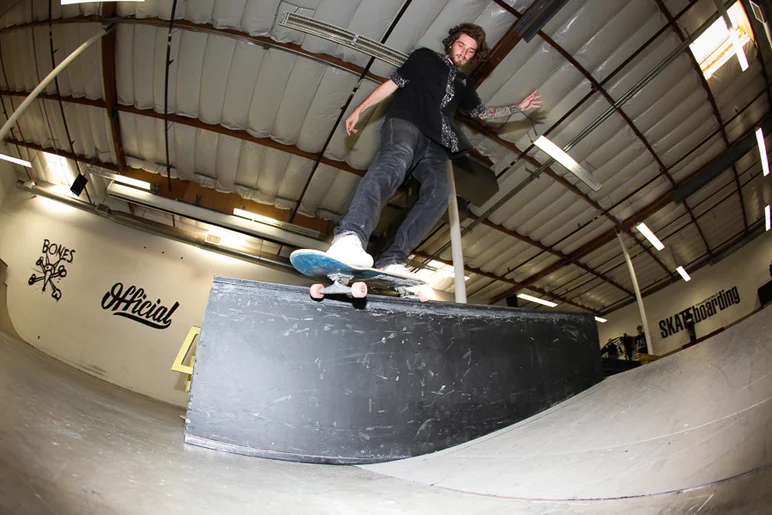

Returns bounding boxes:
[289,249,429,302]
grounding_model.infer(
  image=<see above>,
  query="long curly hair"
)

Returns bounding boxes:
[442,23,489,63]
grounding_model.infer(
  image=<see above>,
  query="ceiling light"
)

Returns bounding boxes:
[206,226,247,251]
[233,208,320,239]
[517,293,558,307]
[533,136,602,192]
[676,266,691,281]
[756,128,769,176]
[106,182,326,250]
[635,222,665,251]
[0,153,31,167]
[594,316,607,323]
[61,0,144,4]
[87,169,151,190]
[765,205,771,231]
[233,208,280,226]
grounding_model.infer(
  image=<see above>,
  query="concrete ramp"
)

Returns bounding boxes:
[364,308,772,500]
[1,310,771,513]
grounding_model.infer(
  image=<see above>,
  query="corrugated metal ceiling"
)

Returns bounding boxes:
[0,0,768,315]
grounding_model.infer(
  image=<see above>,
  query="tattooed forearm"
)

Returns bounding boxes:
[477,104,522,119]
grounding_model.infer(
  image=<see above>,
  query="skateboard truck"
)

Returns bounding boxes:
[310,273,368,300]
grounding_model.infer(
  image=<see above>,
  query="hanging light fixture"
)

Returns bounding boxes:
[635,222,665,251]
[756,128,769,176]
[676,266,691,282]
[61,0,144,4]
[517,293,558,307]
[0,153,31,167]
[533,136,602,191]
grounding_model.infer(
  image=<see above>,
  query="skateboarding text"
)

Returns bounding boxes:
[101,282,179,330]
[658,286,741,339]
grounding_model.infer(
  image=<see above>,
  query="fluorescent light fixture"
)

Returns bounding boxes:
[86,169,151,191]
[233,208,321,239]
[206,226,248,251]
[635,222,665,251]
[106,182,326,250]
[61,0,144,4]
[233,208,280,226]
[765,205,771,231]
[517,293,558,308]
[533,136,602,192]
[757,128,769,176]
[0,153,31,167]
[676,266,691,281]
[594,316,607,323]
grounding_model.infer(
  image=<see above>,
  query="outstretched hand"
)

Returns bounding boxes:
[345,110,360,135]
[518,89,543,112]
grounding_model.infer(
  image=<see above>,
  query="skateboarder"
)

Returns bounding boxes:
[326,23,543,276]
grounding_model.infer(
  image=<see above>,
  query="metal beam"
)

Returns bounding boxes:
[0,89,367,178]
[115,104,366,178]
[487,116,769,304]
[654,0,742,247]
[473,214,633,295]
[600,218,765,314]
[470,1,521,86]
[100,3,126,173]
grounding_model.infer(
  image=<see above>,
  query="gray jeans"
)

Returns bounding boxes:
[335,118,450,267]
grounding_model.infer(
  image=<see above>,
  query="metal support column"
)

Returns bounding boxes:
[446,162,466,303]
[616,232,654,355]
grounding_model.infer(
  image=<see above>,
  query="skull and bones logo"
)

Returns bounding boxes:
[29,255,68,301]
[28,239,75,302]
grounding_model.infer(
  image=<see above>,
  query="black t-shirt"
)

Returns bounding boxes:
[634,333,647,353]
[388,47,485,157]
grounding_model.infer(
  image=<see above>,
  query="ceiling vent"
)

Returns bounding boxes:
[279,12,408,67]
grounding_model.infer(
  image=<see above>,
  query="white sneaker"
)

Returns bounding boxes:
[326,234,374,268]
[378,263,418,278]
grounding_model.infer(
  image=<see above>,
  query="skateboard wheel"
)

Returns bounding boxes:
[418,290,430,303]
[310,283,325,299]
[351,282,368,298]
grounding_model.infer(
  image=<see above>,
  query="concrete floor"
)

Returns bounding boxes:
[0,309,770,514]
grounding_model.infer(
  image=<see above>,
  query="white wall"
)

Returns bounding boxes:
[598,232,771,356]
[0,186,310,407]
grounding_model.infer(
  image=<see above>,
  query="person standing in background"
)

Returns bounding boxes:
[634,325,647,354]
[621,333,634,361]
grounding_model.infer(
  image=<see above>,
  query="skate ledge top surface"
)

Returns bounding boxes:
[211,274,594,321]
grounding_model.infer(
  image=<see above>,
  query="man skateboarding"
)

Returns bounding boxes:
[326,23,543,276]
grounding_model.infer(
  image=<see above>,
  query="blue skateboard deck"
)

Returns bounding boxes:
[290,249,426,288]
[290,249,428,300]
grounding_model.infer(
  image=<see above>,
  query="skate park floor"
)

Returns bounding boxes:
[1,308,770,514]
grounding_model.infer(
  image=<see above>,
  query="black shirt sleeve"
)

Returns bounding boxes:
[459,81,485,117]
[390,48,432,88]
